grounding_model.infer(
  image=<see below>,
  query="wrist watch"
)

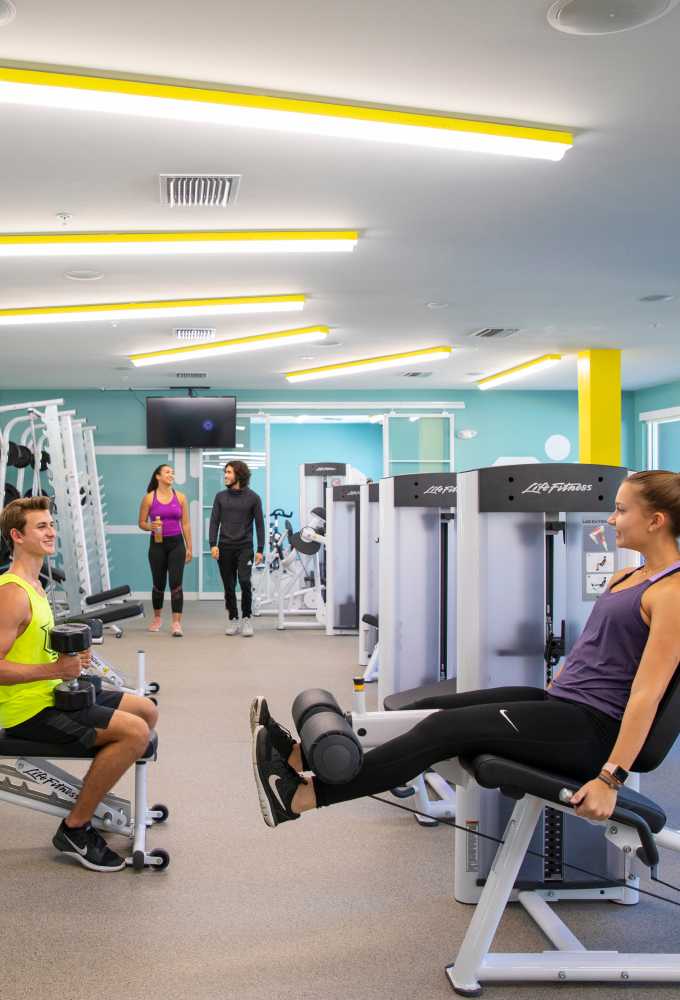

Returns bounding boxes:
[603,762,629,784]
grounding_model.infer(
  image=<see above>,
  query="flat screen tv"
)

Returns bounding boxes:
[146,396,237,449]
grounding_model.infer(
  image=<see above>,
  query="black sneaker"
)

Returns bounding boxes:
[53,820,126,872]
[249,696,296,761]
[252,725,305,828]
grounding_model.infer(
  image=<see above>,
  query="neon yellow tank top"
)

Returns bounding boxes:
[0,573,60,728]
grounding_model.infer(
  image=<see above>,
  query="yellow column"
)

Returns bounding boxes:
[577,349,621,465]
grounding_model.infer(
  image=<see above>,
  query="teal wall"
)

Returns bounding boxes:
[631,378,680,470]
[251,422,383,521]
[0,386,642,592]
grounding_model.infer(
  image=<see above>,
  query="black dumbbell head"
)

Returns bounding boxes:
[50,622,92,653]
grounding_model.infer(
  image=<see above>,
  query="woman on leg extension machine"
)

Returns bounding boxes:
[251,471,680,828]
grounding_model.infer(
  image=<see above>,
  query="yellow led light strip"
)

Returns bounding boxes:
[129,325,329,367]
[477,354,563,390]
[0,66,573,161]
[0,293,305,326]
[285,346,452,382]
[0,231,358,257]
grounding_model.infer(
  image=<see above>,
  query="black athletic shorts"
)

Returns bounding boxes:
[4,690,124,750]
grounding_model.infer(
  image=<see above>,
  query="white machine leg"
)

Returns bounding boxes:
[363,642,380,683]
[446,796,543,996]
[129,760,149,868]
[518,892,586,951]
[136,649,146,696]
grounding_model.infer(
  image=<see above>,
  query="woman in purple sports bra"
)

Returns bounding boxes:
[138,464,192,637]
[249,471,680,830]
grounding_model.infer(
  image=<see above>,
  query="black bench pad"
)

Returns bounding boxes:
[384,678,457,712]
[62,601,144,626]
[0,730,158,761]
[465,754,667,833]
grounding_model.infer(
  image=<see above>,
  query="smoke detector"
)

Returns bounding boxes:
[160,174,241,208]
[469,328,520,340]
[0,1,16,26]
[175,372,208,379]
[174,327,217,342]
[547,0,680,35]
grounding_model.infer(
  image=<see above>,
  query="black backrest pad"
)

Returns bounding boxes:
[633,663,680,772]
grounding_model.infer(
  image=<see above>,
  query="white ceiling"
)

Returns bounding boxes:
[1,0,680,391]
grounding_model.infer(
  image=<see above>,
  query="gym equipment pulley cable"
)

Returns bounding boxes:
[369,793,680,909]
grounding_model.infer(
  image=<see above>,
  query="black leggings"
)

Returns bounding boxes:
[313,687,620,808]
[148,536,186,613]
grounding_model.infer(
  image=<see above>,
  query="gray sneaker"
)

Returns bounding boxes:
[242,618,254,637]
[225,618,240,636]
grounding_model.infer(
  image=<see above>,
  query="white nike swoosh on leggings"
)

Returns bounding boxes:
[499,709,520,733]
[63,834,88,856]
[268,774,287,812]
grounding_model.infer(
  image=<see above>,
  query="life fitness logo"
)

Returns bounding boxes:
[522,481,592,495]
[423,484,457,495]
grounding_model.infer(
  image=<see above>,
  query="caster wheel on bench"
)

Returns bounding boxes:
[151,803,169,824]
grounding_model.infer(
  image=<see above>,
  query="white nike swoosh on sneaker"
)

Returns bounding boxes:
[268,773,287,812]
[63,834,89,856]
[499,709,520,733]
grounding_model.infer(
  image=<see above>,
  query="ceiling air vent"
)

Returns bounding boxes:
[159,174,241,208]
[175,372,208,379]
[469,328,520,340]
[401,371,433,378]
[174,327,217,342]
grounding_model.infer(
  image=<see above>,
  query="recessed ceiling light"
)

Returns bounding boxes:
[426,301,450,310]
[639,293,675,302]
[0,1,16,26]
[547,0,680,35]
[65,269,103,281]
[300,355,317,360]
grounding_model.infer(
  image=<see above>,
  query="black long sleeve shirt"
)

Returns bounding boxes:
[209,486,265,552]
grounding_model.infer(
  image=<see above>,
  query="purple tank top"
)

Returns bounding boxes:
[148,490,183,538]
[549,560,680,720]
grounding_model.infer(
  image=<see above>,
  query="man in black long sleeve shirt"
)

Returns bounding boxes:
[209,461,265,636]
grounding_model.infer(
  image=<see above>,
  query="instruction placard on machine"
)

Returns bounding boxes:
[582,520,617,601]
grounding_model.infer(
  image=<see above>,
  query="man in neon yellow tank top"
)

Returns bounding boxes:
[0,497,159,872]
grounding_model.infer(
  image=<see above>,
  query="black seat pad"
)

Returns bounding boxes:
[465,754,667,833]
[62,601,144,626]
[384,678,457,712]
[0,730,158,761]
[362,613,379,629]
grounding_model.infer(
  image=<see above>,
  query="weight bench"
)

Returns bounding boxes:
[0,729,169,871]
[446,665,680,994]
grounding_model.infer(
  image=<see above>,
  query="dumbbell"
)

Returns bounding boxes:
[49,623,96,710]
[291,688,363,784]
[7,442,33,470]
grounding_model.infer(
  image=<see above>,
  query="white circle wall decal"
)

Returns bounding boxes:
[545,434,571,461]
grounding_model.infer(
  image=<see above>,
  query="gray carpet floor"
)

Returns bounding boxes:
[1,602,680,1000]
